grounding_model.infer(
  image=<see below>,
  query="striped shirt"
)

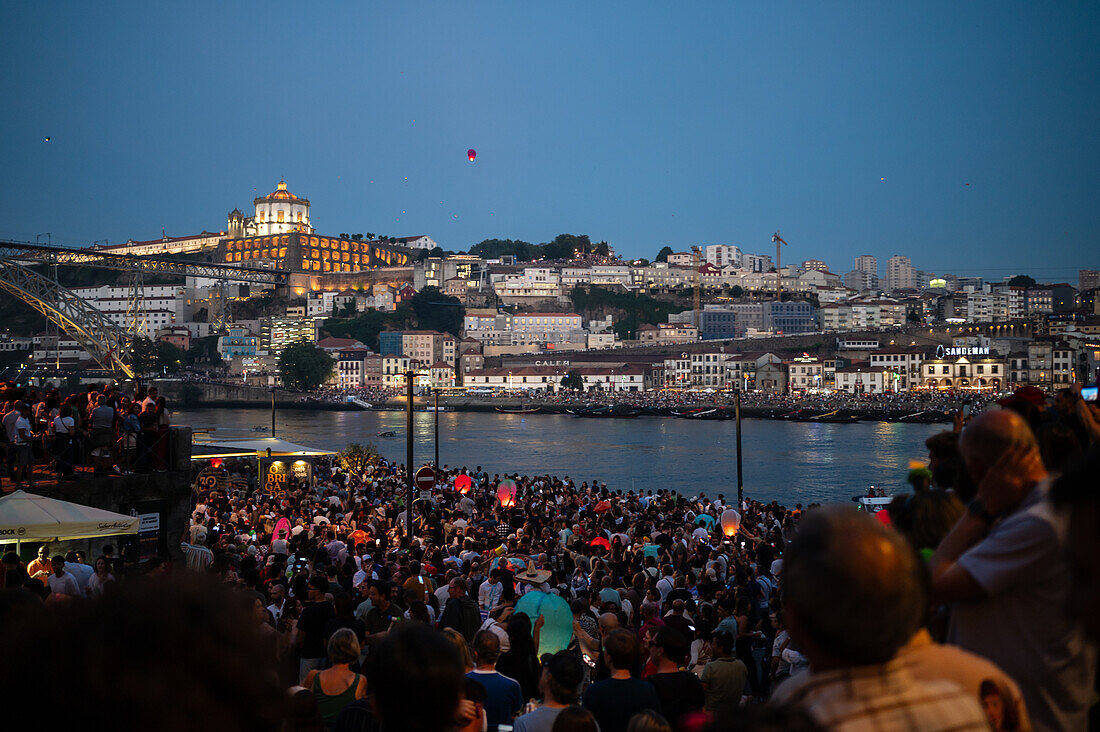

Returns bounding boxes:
[770,659,988,732]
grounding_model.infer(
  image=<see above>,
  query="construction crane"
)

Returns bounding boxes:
[771,231,788,302]
[691,245,702,329]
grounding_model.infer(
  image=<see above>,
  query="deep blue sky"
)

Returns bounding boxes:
[2,2,1097,280]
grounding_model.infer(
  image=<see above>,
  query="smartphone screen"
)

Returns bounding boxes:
[1082,386,1099,402]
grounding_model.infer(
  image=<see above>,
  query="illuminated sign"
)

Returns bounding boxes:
[533,360,571,366]
[936,345,990,358]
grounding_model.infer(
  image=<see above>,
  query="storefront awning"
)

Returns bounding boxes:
[192,438,337,459]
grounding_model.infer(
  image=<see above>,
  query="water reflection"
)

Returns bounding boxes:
[178,409,940,506]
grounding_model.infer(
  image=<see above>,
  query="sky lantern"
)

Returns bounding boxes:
[467,148,476,162]
[455,474,472,494]
[497,479,517,507]
[720,509,742,537]
[589,536,611,551]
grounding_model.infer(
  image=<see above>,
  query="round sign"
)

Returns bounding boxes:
[415,465,437,491]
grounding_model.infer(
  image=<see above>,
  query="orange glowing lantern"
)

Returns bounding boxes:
[720,509,742,537]
[455,474,473,494]
[467,148,476,162]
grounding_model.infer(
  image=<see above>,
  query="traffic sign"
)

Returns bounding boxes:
[415,465,437,491]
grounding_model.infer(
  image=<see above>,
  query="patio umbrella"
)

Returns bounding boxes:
[0,490,139,545]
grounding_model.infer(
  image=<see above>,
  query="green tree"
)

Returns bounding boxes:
[560,371,583,390]
[338,442,381,475]
[655,246,674,263]
[156,341,187,372]
[278,340,333,391]
[729,285,744,298]
[129,337,159,376]
[467,238,535,260]
[409,287,463,336]
[1008,275,1036,288]
[542,234,591,260]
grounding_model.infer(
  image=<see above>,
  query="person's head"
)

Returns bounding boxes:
[550,705,600,732]
[1051,448,1100,642]
[368,580,391,606]
[37,545,49,561]
[649,626,688,668]
[781,508,924,670]
[306,576,327,600]
[887,490,964,553]
[540,650,584,705]
[979,679,1019,731]
[603,628,640,673]
[714,631,735,657]
[441,627,474,670]
[959,410,1042,485]
[368,624,464,732]
[597,612,620,637]
[1036,422,1082,475]
[51,555,65,575]
[626,710,673,732]
[472,629,500,667]
[326,628,360,666]
[448,576,468,598]
[268,583,284,602]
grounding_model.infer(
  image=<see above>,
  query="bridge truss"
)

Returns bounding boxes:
[0,239,290,379]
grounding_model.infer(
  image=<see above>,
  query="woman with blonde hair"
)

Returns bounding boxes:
[442,626,475,672]
[303,628,367,730]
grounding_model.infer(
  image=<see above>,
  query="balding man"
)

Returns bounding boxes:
[930,410,1096,732]
[770,509,987,731]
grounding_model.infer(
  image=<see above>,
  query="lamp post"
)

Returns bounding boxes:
[734,385,744,505]
[403,369,416,542]
[270,389,276,437]
[433,387,440,468]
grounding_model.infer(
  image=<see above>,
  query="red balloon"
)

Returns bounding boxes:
[467,149,476,162]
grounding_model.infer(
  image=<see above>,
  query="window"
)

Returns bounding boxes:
[277,210,285,223]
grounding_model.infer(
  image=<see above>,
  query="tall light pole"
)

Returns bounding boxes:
[270,389,276,437]
[734,385,744,506]
[403,369,415,543]
[433,387,440,468]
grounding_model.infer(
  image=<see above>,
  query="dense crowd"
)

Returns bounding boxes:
[1,381,173,487]
[1,382,1098,732]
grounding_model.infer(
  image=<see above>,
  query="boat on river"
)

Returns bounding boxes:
[572,405,642,418]
[497,406,541,414]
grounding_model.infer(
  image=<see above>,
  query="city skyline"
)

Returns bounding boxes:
[2,3,1098,280]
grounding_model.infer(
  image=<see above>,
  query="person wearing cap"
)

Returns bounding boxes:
[513,651,585,732]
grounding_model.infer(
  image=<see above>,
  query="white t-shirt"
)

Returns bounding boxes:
[47,572,81,597]
[53,416,75,435]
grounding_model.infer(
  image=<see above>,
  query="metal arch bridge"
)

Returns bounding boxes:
[0,240,290,379]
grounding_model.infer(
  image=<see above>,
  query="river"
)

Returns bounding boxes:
[176,408,944,506]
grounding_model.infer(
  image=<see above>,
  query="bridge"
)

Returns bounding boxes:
[0,239,291,379]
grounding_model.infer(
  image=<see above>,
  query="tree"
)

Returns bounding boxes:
[1008,275,1036,288]
[338,442,381,475]
[542,234,590,260]
[729,285,744,298]
[129,337,159,376]
[655,246,674,263]
[409,287,463,336]
[560,371,584,391]
[278,340,333,391]
[156,341,186,372]
[467,238,535,260]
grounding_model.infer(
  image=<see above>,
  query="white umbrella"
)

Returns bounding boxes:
[0,490,139,544]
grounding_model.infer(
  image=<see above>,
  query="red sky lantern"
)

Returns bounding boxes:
[590,536,611,551]
[455,474,472,494]
[467,148,476,162]
[497,479,517,507]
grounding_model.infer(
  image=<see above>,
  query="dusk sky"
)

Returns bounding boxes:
[2,2,1097,280]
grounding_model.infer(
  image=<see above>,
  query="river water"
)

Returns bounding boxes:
[176,408,943,507]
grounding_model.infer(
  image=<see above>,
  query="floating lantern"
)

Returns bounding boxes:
[594,500,611,514]
[589,536,611,551]
[720,509,742,537]
[455,474,472,494]
[497,479,517,507]
[467,148,476,162]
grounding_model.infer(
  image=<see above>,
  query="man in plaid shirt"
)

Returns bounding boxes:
[770,509,987,731]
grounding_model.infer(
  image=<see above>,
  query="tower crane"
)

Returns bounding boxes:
[771,231,788,302]
[691,245,702,329]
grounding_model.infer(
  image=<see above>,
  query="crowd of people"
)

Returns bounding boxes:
[1,382,1098,731]
[1,381,173,487]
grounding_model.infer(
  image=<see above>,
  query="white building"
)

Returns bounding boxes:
[93,231,225,257]
[69,284,190,338]
[886,255,917,292]
[742,253,774,273]
[704,245,743,269]
[228,181,312,238]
